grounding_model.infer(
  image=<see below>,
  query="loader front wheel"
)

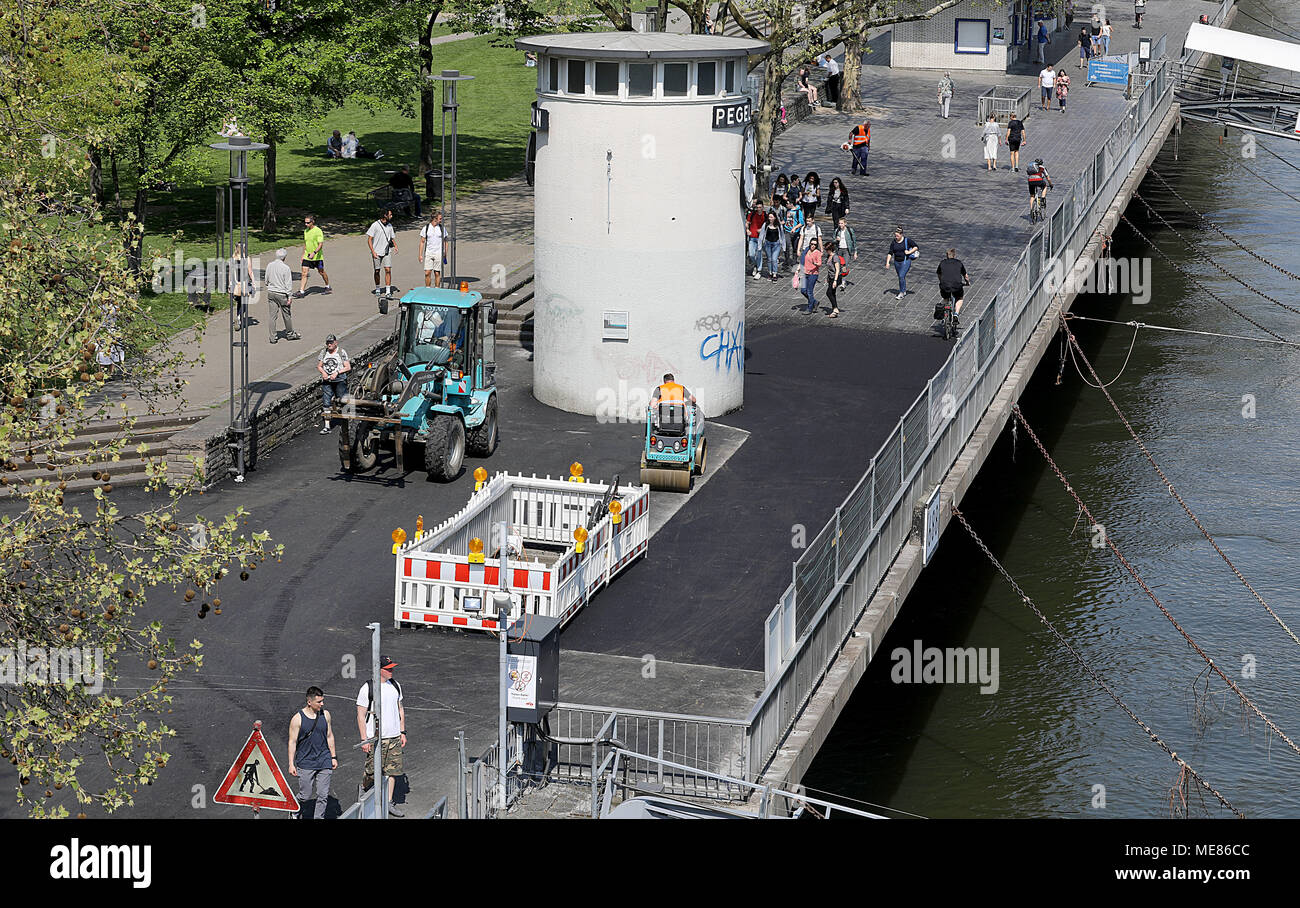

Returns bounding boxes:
[425,415,465,482]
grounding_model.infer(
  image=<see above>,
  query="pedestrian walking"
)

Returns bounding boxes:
[847,121,870,175]
[820,53,841,106]
[1035,20,1049,65]
[834,216,857,262]
[1133,0,1144,29]
[1039,64,1056,110]
[418,210,446,288]
[317,334,350,434]
[981,114,1001,170]
[745,197,766,277]
[762,210,783,281]
[296,214,331,297]
[355,655,407,817]
[771,173,791,208]
[782,202,804,271]
[287,686,337,820]
[1101,19,1112,54]
[798,215,825,274]
[824,177,850,225]
[1005,113,1026,171]
[825,240,845,318]
[1078,27,1091,68]
[229,242,255,323]
[801,237,823,313]
[367,209,398,296]
[885,227,919,300]
[800,172,821,223]
[937,71,954,118]
[1055,69,1070,112]
[265,248,301,343]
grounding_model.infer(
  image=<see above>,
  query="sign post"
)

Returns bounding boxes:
[213,721,300,815]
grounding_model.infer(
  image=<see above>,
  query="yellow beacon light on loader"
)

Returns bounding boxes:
[574,525,588,554]
[468,537,485,564]
[391,527,407,555]
[474,466,487,491]
[609,499,623,525]
[569,462,585,483]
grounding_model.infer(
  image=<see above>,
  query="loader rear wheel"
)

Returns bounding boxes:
[693,438,707,476]
[425,415,465,482]
[467,395,498,456]
[350,421,377,472]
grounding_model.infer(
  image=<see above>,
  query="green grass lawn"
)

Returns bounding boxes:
[141,35,536,263]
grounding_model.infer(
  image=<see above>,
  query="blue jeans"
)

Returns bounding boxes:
[893,258,911,294]
[1101,36,1109,54]
[747,236,762,271]
[763,240,782,274]
[803,273,819,311]
[322,379,348,413]
[852,145,869,174]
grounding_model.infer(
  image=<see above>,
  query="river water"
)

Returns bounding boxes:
[804,99,1300,818]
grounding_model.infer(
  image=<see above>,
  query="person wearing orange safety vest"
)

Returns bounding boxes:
[651,374,701,428]
[848,122,870,176]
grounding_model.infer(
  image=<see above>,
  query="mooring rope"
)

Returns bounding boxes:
[1064,313,1300,348]
[1011,403,1300,760]
[1148,169,1300,283]
[1119,215,1287,341]
[1133,191,1300,315]
[1058,319,1300,650]
[951,505,1244,819]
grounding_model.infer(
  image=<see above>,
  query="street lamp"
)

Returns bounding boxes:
[209,134,268,482]
[432,70,473,290]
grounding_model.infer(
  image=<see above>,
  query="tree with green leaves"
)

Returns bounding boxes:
[0,0,280,817]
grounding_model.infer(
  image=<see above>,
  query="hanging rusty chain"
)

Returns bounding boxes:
[1149,168,1300,283]
[1119,214,1287,341]
[1010,403,1300,761]
[951,504,1244,819]
[1133,191,1300,315]
[1060,318,1300,650]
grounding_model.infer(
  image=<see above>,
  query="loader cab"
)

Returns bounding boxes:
[395,287,495,392]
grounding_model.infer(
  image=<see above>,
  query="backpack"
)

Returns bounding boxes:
[838,254,850,277]
[363,678,402,729]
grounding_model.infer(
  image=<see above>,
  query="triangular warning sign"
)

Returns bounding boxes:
[214,722,300,812]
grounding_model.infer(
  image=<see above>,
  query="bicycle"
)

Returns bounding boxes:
[938,299,957,340]
[1029,184,1051,223]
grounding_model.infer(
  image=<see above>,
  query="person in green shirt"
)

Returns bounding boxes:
[296,214,332,297]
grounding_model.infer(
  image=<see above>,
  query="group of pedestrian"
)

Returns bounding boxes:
[795,53,843,109]
[981,112,1033,171]
[284,655,408,820]
[1038,64,1071,112]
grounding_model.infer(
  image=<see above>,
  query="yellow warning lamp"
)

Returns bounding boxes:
[416,515,424,535]
[573,525,588,555]
[609,499,623,525]
[474,466,487,491]
[468,536,485,564]
[391,527,407,555]
[459,281,469,293]
[569,461,585,483]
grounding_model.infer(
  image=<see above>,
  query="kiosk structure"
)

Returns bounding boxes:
[517,32,768,418]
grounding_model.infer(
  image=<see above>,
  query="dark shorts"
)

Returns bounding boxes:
[1028,182,1045,197]
[302,258,325,270]
[1041,86,1053,99]
[940,287,964,302]
[1008,139,1022,151]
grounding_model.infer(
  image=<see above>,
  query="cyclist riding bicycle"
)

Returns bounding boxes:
[1027,158,1053,216]
[935,249,971,337]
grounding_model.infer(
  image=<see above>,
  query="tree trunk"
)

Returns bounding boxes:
[89,146,103,206]
[262,139,277,233]
[419,8,440,176]
[838,17,865,113]
[128,185,148,277]
[754,56,785,196]
[656,0,668,31]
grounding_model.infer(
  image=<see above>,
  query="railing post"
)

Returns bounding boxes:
[834,507,841,579]
[657,720,665,785]
[897,417,905,486]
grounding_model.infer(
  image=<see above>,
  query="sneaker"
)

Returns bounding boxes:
[323,285,333,294]
[286,333,302,340]
[897,292,906,300]
[751,269,760,278]
[269,337,278,344]
[292,291,305,299]
[372,287,382,295]
[953,316,961,327]
[320,425,331,435]
[387,805,404,817]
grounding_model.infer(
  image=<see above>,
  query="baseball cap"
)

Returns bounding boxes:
[380,655,398,670]
[325,333,338,343]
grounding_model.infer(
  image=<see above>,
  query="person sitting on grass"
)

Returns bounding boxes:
[325,130,343,159]
[341,130,358,159]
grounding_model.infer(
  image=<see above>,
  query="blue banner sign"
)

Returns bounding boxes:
[1088,58,1129,86]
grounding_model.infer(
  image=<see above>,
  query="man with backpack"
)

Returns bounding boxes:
[367,209,398,297]
[356,655,407,817]
[288,686,337,819]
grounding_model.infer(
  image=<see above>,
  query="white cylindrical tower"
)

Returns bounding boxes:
[517,33,768,418]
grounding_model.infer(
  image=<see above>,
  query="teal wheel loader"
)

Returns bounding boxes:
[333,287,499,481]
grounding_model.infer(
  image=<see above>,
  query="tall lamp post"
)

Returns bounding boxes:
[210,134,268,482]
[432,70,473,289]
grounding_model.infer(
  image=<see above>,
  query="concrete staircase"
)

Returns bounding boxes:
[3,413,205,496]
[488,262,534,351]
